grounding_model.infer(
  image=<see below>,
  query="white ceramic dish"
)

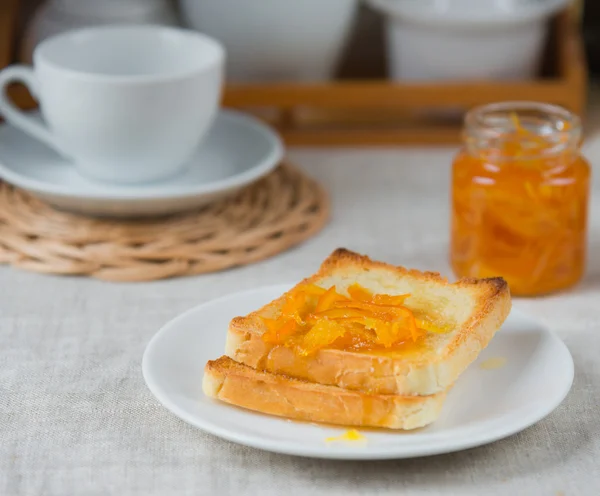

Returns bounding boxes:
[142,284,574,460]
[0,110,283,218]
[368,0,569,81]
[23,0,178,64]
[51,0,174,19]
[179,0,359,82]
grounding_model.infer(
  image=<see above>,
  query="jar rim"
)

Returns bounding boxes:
[463,101,582,159]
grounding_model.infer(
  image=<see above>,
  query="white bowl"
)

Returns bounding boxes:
[22,0,178,62]
[369,0,570,81]
[51,0,171,19]
[178,0,359,82]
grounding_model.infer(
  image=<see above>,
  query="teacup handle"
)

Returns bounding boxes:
[0,65,66,155]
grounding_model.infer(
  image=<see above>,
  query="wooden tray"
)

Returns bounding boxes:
[221,9,587,146]
[1,2,588,146]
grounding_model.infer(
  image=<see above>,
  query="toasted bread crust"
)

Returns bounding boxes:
[321,248,452,284]
[226,248,511,395]
[203,356,446,430]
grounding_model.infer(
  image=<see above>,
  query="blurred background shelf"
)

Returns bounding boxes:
[222,9,587,146]
[0,0,19,68]
[0,1,589,146]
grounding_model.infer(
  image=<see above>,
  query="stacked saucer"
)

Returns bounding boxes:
[0,109,283,218]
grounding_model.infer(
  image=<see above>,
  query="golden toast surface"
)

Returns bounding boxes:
[204,356,447,430]
[226,248,511,395]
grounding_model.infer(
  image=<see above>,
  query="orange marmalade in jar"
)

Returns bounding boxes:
[451,102,590,296]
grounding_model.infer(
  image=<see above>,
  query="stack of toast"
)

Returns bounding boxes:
[203,249,511,430]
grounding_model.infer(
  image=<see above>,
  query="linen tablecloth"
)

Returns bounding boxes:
[2,138,600,495]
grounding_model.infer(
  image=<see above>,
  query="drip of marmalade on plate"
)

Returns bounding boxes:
[260,283,451,356]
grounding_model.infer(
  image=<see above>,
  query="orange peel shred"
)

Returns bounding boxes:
[260,283,444,355]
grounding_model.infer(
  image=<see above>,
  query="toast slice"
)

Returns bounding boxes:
[204,356,446,430]
[226,248,511,396]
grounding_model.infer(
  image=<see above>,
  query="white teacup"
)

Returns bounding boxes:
[0,25,224,184]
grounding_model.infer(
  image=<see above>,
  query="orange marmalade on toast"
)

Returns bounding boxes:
[260,283,450,356]
[451,102,590,296]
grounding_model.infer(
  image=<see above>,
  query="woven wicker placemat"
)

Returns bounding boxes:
[0,164,329,281]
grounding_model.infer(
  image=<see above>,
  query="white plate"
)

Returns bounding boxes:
[142,284,574,460]
[0,109,283,217]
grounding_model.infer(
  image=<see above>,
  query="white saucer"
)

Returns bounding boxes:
[0,110,283,217]
[142,284,574,460]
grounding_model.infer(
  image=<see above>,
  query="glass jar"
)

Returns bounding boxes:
[451,102,590,296]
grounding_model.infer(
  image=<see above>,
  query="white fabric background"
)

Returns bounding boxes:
[1,141,600,495]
